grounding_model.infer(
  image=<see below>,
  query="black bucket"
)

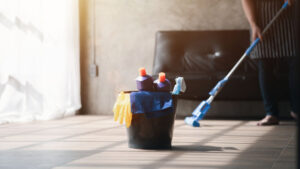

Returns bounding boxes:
[126,94,177,149]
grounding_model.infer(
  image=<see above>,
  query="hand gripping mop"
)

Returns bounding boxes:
[185,1,290,127]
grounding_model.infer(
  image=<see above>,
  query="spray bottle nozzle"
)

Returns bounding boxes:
[159,72,166,82]
[139,67,146,76]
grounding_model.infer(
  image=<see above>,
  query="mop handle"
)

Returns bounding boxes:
[208,1,289,103]
[224,1,289,80]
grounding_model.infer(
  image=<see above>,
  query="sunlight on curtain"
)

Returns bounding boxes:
[0,0,81,123]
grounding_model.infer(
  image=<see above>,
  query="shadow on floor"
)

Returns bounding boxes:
[172,145,238,152]
[222,124,297,169]
[0,140,126,169]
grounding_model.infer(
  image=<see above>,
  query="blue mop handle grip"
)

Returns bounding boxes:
[209,78,228,96]
[245,38,260,56]
[282,1,289,9]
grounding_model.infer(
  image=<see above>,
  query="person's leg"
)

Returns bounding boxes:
[288,57,300,119]
[257,59,279,125]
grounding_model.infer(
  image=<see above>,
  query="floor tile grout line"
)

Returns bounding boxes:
[0,117,111,139]
[8,125,122,151]
[270,131,296,169]
[0,116,103,128]
[51,140,128,169]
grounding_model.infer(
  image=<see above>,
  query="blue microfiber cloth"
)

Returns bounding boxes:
[130,91,173,118]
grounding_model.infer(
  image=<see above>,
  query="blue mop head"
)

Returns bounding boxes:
[184,116,200,127]
[184,101,211,127]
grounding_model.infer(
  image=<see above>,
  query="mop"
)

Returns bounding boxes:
[185,1,290,127]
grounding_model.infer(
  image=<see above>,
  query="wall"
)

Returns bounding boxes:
[80,0,258,116]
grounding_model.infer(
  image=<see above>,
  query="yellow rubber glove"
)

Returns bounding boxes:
[119,103,125,124]
[125,94,132,128]
[113,92,124,122]
[113,92,132,128]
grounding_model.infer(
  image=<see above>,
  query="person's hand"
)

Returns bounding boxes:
[251,24,262,42]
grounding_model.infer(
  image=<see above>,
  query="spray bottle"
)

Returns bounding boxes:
[136,67,154,91]
[154,72,171,92]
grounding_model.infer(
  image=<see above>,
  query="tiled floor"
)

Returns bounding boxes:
[0,116,296,169]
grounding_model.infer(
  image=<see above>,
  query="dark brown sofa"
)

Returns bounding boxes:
[152,30,289,101]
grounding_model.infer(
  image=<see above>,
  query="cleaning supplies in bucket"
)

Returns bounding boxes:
[113,65,186,128]
[136,67,154,91]
[154,72,171,92]
[113,92,132,128]
[130,91,173,118]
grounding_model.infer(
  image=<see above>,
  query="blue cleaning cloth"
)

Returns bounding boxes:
[130,91,173,118]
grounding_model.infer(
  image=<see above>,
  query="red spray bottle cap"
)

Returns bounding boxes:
[139,67,146,76]
[159,72,166,82]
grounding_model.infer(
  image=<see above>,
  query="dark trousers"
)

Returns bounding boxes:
[258,57,300,117]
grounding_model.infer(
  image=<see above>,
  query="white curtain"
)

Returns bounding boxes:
[0,0,81,123]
